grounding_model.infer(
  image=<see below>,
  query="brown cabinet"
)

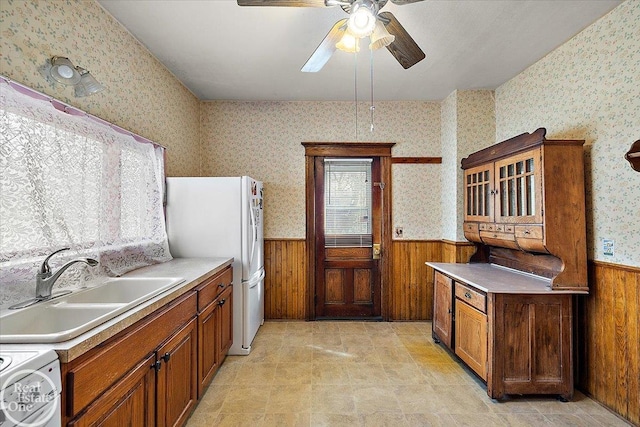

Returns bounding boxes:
[63,265,233,426]
[196,266,232,397]
[455,299,487,381]
[431,268,573,400]
[462,128,587,291]
[156,319,198,427]
[431,129,586,400]
[432,272,453,350]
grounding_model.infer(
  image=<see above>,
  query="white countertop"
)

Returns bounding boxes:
[0,257,232,363]
[426,262,585,294]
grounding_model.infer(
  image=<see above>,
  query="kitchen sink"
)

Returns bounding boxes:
[0,276,185,343]
[62,277,185,305]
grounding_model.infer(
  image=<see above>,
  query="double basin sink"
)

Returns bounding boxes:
[0,277,185,343]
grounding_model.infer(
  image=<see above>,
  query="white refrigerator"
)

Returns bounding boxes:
[165,177,264,355]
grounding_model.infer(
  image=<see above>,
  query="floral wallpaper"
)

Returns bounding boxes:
[0,0,200,176]
[441,90,496,241]
[440,91,459,241]
[200,101,442,239]
[496,0,639,266]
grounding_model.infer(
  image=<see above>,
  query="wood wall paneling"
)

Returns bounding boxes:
[576,261,639,425]
[390,241,442,320]
[264,239,307,320]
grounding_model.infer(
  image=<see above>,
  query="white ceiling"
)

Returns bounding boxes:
[97,0,622,102]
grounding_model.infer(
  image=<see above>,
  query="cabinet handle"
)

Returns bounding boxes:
[162,352,171,363]
[447,308,452,314]
[151,360,162,372]
[218,283,225,288]
[218,298,226,306]
[464,291,472,299]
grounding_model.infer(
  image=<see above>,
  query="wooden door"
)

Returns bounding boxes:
[156,318,198,427]
[494,148,543,224]
[432,272,453,348]
[197,298,220,398]
[314,157,382,319]
[464,164,494,223]
[218,285,233,357]
[455,300,488,380]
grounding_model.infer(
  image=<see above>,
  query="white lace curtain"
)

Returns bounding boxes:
[0,79,172,308]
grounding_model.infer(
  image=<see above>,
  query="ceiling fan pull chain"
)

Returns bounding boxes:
[354,43,359,141]
[370,44,375,133]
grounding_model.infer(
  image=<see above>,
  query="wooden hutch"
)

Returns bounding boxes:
[428,128,588,400]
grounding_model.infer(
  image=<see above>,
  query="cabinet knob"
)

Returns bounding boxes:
[464,292,472,299]
[162,352,171,363]
[151,360,162,372]
[218,298,226,306]
[218,283,225,288]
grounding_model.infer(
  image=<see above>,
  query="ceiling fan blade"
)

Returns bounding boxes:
[379,12,425,69]
[237,0,327,6]
[301,18,348,72]
[388,0,426,4]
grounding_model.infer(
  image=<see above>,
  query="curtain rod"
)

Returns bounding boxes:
[0,75,167,149]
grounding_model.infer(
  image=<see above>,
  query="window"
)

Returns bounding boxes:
[0,79,171,306]
[324,159,372,247]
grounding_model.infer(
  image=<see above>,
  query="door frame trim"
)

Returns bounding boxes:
[302,142,395,321]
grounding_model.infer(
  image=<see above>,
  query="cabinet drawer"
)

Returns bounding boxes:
[480,231,519,250]
[515,225,547,253]
[494,224,514,233]
[455,283,486,313]
[478,223,496,232]
[196,266,232,312]
[463,222,481,243]
[515,225,543,239]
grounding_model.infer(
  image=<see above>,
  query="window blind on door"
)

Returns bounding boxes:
[324,159,372,248]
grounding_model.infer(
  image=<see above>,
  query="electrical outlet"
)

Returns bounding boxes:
[394,226,404,238]
[603,239,614,256]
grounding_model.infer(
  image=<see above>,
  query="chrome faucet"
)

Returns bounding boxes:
[35,247,99,299]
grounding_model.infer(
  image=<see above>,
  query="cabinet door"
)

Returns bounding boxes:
[455,301,488,380]
[218,285,233,358]
[156,318,198,427]
[464,165,494,223]
[433,272,453,349]
[494,148,543,224]
[68,354,156,427]
[198,299,220,398]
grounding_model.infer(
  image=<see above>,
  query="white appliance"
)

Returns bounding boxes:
[165,177,264,355]
[0,348,62,426]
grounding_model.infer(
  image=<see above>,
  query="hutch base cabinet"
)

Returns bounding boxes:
[430,266,575,400]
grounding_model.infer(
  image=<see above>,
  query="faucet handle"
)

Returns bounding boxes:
[39,247,71,274]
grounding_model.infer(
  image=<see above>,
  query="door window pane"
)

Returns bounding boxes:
[324,159,372,247]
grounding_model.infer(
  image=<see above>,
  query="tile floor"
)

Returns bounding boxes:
[186,321,630,426]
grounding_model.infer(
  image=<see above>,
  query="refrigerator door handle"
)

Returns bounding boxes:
[249,200,257,266]
[245,268,265,289]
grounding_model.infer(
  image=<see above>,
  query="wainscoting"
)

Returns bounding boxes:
[264,239,475,321]
[263,239,307,320]
[576,261,639,425]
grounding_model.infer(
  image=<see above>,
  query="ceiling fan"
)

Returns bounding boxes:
[237,0,426,72]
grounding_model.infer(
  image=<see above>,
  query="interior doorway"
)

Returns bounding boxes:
[303,142,394,320]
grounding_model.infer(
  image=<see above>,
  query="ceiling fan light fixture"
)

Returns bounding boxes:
[49,56,82,85]
[369,20,395,50]
[336,30,360,53]
[348,0,376,37]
